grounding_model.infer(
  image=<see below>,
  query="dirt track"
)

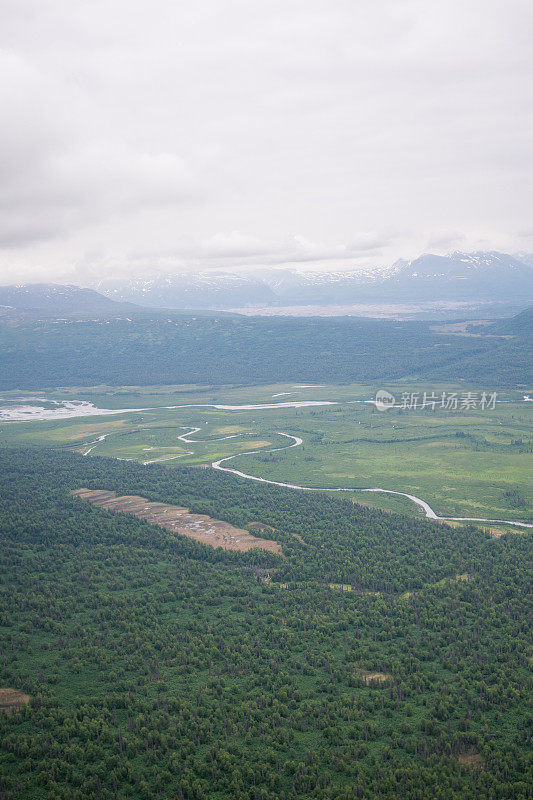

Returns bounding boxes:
[72,488,282,553]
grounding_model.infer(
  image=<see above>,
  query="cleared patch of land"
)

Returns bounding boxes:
[430,320,492,334]
[72,488,282,553]
[0,688,30,713]
[457,749,485,769]
[358,670,392,685]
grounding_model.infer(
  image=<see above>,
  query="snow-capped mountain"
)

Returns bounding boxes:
[93,264,402,309]
[375,251,533,302]
[4,251,532,318]
[94,273,277,309]
[241,266,396,304]
[89,251,533,310]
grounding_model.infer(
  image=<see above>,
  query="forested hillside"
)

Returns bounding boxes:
[0,285,138,315]
[0,312,530,389]
[485,307,533,336]
[0,449,531,800]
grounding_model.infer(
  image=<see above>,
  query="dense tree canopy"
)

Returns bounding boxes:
[0,314,530,388]
[0,448,531,799]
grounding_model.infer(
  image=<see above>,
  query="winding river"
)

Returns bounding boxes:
[182,427,533,529]
[2,397,531,528]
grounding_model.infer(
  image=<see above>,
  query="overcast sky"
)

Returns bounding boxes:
[1,0,532,284]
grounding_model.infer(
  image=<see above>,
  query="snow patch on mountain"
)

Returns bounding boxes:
[90,250,533,309]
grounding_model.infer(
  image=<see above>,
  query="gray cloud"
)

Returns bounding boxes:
[0,0,531,283]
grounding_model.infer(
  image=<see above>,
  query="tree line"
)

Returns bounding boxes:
[0,447,530,799]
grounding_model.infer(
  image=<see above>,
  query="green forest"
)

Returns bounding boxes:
[1,2,531,799]
[0,312,530,389]
[0,448,531,799]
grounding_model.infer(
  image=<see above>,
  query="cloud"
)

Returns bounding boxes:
[0,0,531,282]
[81,231,400,282]
[424,232,466,252]
[198,231,274,258]
[0,145,198,248]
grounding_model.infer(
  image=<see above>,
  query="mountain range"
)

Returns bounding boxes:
[92,251,533,310]
[0,283,238,318]
[1,250,532,317]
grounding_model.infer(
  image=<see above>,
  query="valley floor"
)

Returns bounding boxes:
[0,381,531,525]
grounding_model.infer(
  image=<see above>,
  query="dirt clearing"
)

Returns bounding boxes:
[457,749,484,769]
[358,670,392,685]
[72,489,282,553]
[0,688,30,713]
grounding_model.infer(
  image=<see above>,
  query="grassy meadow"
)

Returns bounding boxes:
[0,381,530,523]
